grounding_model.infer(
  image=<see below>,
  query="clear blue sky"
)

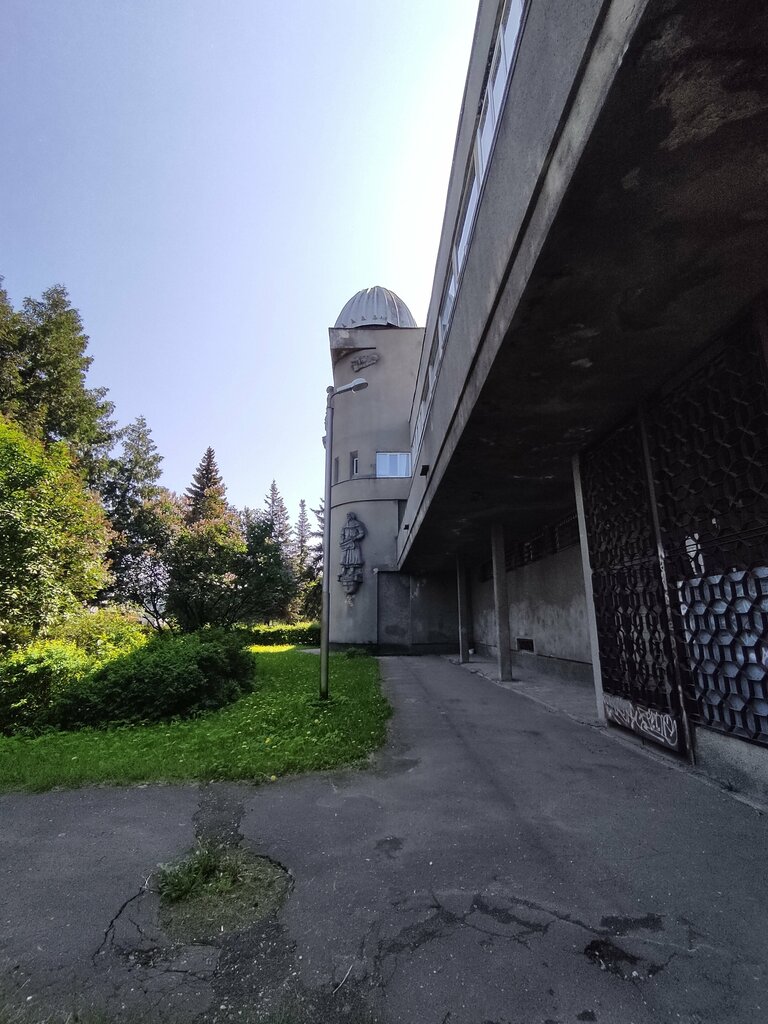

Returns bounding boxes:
[1,1,476,524]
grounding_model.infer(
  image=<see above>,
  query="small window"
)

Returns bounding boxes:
[333,456,339,484]
[350,451,359,477]
[376,452,412,478]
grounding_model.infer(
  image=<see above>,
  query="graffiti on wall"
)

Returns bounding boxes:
[604,694,679,750]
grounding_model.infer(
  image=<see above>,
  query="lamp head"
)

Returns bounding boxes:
[334,377,368,396]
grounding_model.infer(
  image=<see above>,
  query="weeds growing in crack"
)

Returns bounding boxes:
[156,842,290,942]
[156,842,244,903]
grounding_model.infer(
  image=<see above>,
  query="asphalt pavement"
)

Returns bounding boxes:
[1,655,766,1024]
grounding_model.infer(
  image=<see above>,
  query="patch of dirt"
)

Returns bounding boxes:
[159,847,291,944]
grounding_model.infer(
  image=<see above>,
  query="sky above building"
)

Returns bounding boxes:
[1,0,476,525]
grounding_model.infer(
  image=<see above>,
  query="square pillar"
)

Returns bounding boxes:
[572,454,606,723]
[456,557,471,663]
[491,524,512,681]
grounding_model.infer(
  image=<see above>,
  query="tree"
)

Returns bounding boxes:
[100,416,166,606]
[102,416,163,528]
[0,414,111,649]
[294,499,311,574]
[118,488,185,630]
[263,480,292,555]
[185,446,227,523]
[0,284,116,483]
[310,500,324,575]
[291,498,321,621]
[0,281,21,414]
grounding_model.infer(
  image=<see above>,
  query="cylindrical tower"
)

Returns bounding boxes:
[326,287,423,646]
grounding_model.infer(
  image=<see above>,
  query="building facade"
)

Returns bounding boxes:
[326,0,768,796]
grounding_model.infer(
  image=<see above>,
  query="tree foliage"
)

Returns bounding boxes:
[102,415,165,602]
[0,282,116,483]
[185,446,227,523]
[0,414,111,649]
[264,479,292,554]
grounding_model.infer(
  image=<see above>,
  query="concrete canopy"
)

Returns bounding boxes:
[401,0,768,573]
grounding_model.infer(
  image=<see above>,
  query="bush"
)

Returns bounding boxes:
[49,606,149,660]
[0,639,95,735]
[55,629,255,730]
[248,622,319,646]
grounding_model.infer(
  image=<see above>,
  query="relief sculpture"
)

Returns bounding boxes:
[338,511,367,599]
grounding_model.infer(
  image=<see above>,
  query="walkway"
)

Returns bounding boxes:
[1,656,766,1024]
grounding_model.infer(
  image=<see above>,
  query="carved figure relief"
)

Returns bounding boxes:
[338,511,367,599]
[350,352,379,373]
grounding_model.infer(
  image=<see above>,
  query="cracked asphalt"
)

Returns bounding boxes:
[1,655,767,1024]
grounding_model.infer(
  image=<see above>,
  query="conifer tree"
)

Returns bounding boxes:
[101,416,165,601]
[294,498,311,574]
[0,283,116,483]
[263,480,292,555]
[185,447,227,523]
[310,500,324,574]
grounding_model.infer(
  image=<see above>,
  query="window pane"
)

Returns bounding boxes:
[490,44,506,125]
[376,452,412,478]
[503,0,523,68]
[477,96,495,177]
[455,172,479,269]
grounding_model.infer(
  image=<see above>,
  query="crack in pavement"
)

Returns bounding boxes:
[92,887,147,963]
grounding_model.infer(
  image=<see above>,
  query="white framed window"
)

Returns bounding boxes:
[477,94,495,177]
[455,166,479,270]
[490,39,507,124]
[350,451,359,477]
[376,452,412,478]
[503,0,524,67]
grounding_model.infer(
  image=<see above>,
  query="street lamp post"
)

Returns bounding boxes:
[320,377,368,700]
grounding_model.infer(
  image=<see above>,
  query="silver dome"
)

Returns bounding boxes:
[334,286,417,329]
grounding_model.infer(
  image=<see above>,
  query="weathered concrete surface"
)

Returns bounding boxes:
[1,656,767,1023]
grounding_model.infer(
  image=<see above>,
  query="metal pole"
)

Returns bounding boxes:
[319,387,335,700]
[572,454,607,723]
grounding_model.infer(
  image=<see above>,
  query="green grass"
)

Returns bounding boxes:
[156,841,290,941]
[0,647,390,792]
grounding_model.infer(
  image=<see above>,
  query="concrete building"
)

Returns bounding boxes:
[325,0,768,794]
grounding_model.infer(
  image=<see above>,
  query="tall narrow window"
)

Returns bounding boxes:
[455,166,479,270]
[350,451,359,477]
[333,456,339,484]
[503,0,524,67]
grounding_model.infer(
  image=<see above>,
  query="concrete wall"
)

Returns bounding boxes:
[376,571,458,653]
[471,544,592,681]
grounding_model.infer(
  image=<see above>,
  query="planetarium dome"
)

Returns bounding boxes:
[334,286,417,329]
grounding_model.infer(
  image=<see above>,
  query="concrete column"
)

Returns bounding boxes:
[491,524,512,681]
[456,557,471,663]
[572,454,606,723]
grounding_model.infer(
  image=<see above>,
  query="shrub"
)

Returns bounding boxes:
[248,622,319,646]
[0,639,95,735]
[49,606,149,660]
[55,629,255,730]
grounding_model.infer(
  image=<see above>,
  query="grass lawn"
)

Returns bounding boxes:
[0,647,390,792]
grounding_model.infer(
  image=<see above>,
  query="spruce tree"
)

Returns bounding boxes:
[101,416,165,600]
[310,500,324,574]
[294,498,311,574]
[185,447,227,523]
[3,284,116,483]
[263,480,292,555]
